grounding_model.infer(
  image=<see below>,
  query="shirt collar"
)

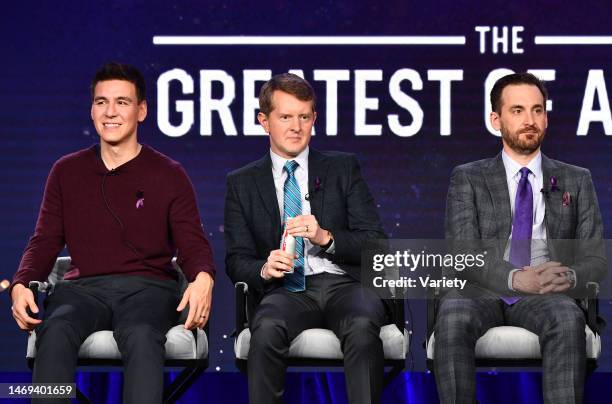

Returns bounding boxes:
[270,146,309,176]
[501,149,542,182]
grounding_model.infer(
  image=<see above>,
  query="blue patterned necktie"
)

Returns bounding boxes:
[283,160,305,292]
[504,167,533,305]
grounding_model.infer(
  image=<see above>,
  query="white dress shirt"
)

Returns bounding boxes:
[270,147,345,276]
[502,151,550,290]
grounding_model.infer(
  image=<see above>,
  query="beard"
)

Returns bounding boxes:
[501,124,545,155]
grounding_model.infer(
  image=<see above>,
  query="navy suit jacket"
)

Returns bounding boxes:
[224,148,387,298]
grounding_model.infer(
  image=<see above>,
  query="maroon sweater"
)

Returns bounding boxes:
[13,145,215,290]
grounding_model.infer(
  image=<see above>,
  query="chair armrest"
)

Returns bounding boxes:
[585,282,600,333]
[28,281,50,294]
[391,298,405,332]
[386,281,406,331]
[426,287,439,340]
[234,282,250,336]
[27,281,52,320]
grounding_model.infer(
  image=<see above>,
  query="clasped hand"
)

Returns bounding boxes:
[512,261,572,294]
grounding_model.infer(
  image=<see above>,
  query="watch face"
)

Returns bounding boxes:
[566,271,576,286]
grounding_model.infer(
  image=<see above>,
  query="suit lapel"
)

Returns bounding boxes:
[541,153,562,239]
[485,153,512,239]
[254,154,282,238]
[307,149,331,220]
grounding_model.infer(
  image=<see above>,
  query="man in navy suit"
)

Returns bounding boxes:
[225,73,388,404]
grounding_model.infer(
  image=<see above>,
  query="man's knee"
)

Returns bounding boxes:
[435,300,489,343]
[542,299,585,337]
[36,319,83,352]
[114,324,166,354]
[251,315,287,337]
[339,316,381,349]
[250,315,290,351]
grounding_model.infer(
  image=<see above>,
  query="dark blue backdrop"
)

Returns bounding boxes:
[2,1,612,403]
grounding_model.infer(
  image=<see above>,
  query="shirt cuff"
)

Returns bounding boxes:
[508,268,522,291]
[324,240,336,254]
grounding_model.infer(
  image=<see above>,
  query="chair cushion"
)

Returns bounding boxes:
[235,324,407,360]
[426,325,600,360]
[27,325,207,360]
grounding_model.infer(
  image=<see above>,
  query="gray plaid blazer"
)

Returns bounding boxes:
[444,152,606,296]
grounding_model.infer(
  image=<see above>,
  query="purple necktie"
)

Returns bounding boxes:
[504,167,532,305]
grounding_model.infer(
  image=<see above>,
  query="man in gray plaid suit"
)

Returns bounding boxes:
[434,72,606,404]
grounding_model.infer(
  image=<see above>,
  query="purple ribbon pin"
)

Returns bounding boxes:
[314,177,322,192]
[136,198,144,209]
[550,176,559,192]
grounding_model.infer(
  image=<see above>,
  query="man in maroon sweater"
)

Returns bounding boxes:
[10,63,215,404]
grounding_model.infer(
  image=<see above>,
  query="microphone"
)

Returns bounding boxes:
[540,188,549,197]
[306,178,322,201]
[136,190,144,199]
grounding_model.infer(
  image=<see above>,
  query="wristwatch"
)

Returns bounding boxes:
[322,230,334,251]
[565,270,576,288]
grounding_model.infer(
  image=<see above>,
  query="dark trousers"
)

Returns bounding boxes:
[248,273,388,404]
[33,275,179,404]
[434,288,586,404]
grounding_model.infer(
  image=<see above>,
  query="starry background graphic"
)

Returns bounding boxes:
[1,1,612,402]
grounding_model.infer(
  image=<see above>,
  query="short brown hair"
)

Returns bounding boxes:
[259,73,316,115]
[91,62,146,103]
[490,72,547,114]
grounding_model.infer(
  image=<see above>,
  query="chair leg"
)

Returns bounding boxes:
[586,359,598,379]
[76,387,92,404]
[163,364,206,404]
[383,363,403,388]
[235,359,247,374]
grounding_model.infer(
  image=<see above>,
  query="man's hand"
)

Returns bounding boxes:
[533,261,572,294]
[511,266,541,294]
[513,261,572,295]
[11,284,41,331]
[262,249,295,280]
[177,272,214,330]
[286,215,331,246]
